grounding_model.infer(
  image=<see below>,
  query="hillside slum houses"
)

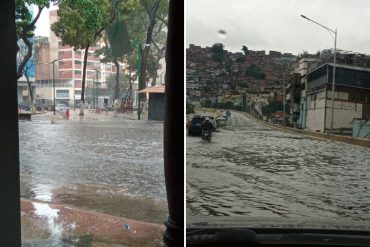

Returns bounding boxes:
[186,44,298,107]
[187,45,370,137]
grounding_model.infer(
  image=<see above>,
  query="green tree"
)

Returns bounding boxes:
[120,0,168,89]
[16,41,35,111]
[241,45,249,55]
[51,0,115,115]
[149,19,167,86]
[105,73,129,97]
[16,0,51,79]
[261,100,288,120]
[234,56,246,89]
[246,63,266,80]
[138,0,168,91]
[211,43,224,62]
[186,101,194,114]
[117,0,167,89]
[94,35,124,103]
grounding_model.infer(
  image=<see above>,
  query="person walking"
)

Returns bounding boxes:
[65,109,70,120]
[113,100,120,117]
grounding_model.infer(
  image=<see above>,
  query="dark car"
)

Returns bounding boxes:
[188,116,205,136]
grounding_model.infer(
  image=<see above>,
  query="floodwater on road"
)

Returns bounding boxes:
[187,111,370,226]
[19,114,167,224]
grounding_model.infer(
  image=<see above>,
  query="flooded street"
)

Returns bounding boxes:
[187,111,370,225]
[19,113,167,224]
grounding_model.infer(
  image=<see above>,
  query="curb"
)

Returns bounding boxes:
[241,111,370,149]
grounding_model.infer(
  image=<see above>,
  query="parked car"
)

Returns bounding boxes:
[216,117,227,128]
[55,104,70,112]
[188,116,205,136]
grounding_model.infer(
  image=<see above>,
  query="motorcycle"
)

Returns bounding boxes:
[201,130,212,142]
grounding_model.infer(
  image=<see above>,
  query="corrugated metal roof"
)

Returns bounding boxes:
[139,85,165,93]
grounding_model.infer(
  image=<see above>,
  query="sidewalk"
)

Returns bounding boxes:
[21,199,164,247]
[31,110,147,122]
[243,111,370,148]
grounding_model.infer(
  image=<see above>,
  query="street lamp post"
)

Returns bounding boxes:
[300,15,337,134]
[95,69,99,109]
[130,40,150,120]
[131,40,142,120]
[51,59,57,115]
[37,59,60,115]
[283,78,286,126]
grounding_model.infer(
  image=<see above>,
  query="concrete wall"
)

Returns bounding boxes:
[244,111,370,148]
[307,108,325,132]
[35,41,50,80]
[325,101,363,130]
[36,87,52,101]
[49,10,59,78]
[306,91,326,132]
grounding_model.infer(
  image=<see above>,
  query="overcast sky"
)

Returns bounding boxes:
[186,0,370,55]
[34,4,58,37]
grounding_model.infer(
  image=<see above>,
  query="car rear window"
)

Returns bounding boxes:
[192,117,204,123]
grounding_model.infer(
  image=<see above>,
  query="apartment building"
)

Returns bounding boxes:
[36,10,124,108]
[305,63,370,133]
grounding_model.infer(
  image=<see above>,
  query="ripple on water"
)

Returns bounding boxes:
[187,116,370,222]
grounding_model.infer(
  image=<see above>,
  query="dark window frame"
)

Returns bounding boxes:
[0,1,184,246]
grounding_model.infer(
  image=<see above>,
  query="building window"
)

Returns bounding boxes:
[75,70,81,75]
[56,90,69,98]
[75,60,82,65]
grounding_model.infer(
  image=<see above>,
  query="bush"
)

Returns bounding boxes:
[186,101,195,114]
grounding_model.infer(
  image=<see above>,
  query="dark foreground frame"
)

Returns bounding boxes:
[0,0,184,245]
[163,0,184,246]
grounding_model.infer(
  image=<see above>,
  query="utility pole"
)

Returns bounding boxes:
[95,69,99,109]
[131,40,149,120]
[301,15,337,134]
[51,59,59,115]
[137,43,142,120]
[282,75,286,126]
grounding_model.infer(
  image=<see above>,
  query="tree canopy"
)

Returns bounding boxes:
[211,43,224,62]
[241,45,249,55]
[51,0,116,113]
[51,0,112,49]
[16,0,51,79]
[246,63,266,80]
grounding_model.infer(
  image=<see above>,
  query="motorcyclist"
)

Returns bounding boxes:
[201,117,214,137]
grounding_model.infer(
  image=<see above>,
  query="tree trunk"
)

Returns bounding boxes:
[140,2,160,97]
[24,72,35,113]
[16,6,44,80]
[80,45,90,116]
[151,54,162,86]
[113,58,120,102]
[17,36,33,80]
[128,65,132,99]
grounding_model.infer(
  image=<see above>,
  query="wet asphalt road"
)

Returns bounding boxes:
[19,115,167,223]
[187,111,370,224]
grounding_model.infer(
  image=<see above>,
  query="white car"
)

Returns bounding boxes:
[55,104,70,112]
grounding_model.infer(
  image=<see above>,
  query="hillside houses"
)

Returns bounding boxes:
[186,44,298,107]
